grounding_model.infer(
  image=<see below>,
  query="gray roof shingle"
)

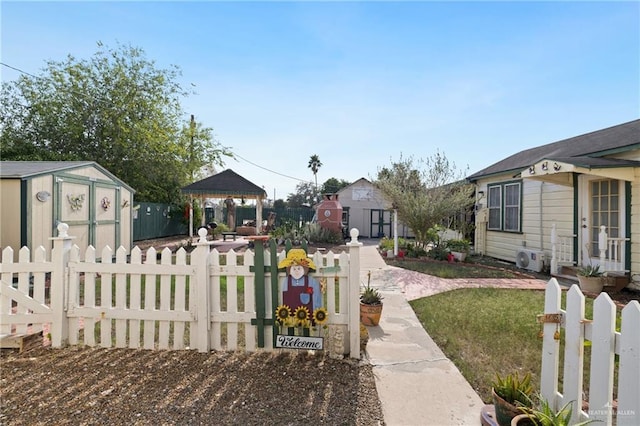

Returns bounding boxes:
[181,169,266,197]
[467,119,640,181]
[0,161,95,178]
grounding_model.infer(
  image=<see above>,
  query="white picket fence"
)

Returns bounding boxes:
[540,278,640,425]
[0,224,362,358]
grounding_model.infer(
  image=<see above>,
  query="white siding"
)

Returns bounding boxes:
[630,179,640,286]
[475,176,574,266]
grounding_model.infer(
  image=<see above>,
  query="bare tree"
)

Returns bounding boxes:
[375,152,474,247]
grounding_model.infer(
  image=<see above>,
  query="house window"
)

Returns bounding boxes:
[488,186,502,230]
[487,181,521,232]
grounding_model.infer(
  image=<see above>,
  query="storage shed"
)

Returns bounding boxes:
[0,161,134,258]
[337,178,413,238]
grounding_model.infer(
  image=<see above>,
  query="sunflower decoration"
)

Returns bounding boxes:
[275,304,292,325]
[298,318,312,329]
[313,307,329,326]
[293,306,310,326]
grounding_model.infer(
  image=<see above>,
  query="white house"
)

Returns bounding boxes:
[467,119,640,290]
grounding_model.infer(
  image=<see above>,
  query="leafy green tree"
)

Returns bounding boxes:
[286,181,317,207]
[320,177,350,194]
[182,115,232,182]
[0,42,231,203]
[375,152,474,247]
[273,199,286,210]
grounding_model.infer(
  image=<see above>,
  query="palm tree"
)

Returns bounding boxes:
[308,154,323,198]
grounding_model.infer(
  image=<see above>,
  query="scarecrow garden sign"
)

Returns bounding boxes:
[274,249,329,350]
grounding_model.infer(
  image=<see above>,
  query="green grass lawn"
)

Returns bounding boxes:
[409,287,612,404]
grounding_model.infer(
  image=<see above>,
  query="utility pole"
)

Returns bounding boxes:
[190,114,196,181]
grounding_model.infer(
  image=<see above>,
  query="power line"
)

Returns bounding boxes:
[2,61,314,188]
[234,153,312,184]
[1,62,39,79]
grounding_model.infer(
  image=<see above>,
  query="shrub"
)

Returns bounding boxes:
[446,239,471,253]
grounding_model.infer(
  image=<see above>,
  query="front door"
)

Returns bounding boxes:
[579,176,625,268]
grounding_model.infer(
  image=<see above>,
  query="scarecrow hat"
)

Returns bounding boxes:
[278,248,316,271]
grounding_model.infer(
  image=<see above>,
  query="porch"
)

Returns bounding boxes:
[550,223,630,290]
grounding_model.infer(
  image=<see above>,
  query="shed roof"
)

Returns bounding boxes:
[181,169,266,198]
[1,161,95,178]
[0,161,135,192]
[467,119,640,181]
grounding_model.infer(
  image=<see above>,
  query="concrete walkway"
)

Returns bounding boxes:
[357,242,548,426]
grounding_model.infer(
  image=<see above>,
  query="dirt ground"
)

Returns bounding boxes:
[0,345,385,426]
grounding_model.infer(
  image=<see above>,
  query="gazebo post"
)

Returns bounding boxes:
[188,197,194,238]
[199,195,206,228]
[256,196,263,235]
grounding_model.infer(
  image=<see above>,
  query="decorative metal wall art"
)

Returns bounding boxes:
[67,194,85,211]
[101,197,111,211]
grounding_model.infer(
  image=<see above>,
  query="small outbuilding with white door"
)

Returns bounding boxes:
[337,178,413,238]
[0,161,134,258]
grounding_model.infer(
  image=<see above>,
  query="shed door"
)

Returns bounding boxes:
[370,209,391,239]
[55,175,121,253]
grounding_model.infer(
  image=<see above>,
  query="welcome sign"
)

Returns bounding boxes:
[275,335,324,350]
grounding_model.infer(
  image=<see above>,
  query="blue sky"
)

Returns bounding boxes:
[2,1,639,200]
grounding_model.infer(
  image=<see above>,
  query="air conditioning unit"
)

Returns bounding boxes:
[515,248,545,273]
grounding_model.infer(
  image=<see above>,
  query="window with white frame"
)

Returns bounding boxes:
[487,181,521,232]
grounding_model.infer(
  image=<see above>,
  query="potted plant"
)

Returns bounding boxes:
[447,238,471,262]
[576,264,604,293]
[511,397,596,426]
[360,271,383,326]
[491,371,534,426]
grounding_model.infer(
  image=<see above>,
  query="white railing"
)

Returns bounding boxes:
[540,278,640,425]
[550,224,576,275]
[1,224,362,358]
[550,224,629,274]
[598,225,629,273]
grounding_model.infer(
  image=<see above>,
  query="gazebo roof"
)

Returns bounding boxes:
[181,169,266,198]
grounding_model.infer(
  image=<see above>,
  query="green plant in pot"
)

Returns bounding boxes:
[511,396,597,426]
[576,264,605,294]
[491,371,534,426]
[447,238,471,261]
[360,271,383,326]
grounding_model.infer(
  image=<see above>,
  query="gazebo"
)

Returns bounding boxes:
[181,169,267,237]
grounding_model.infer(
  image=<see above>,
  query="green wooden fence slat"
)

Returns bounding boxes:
[250,244,274,348]
[270,238,280,347]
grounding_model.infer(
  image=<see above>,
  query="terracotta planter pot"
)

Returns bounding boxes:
[360,303,383,326]
[578,276,604,293]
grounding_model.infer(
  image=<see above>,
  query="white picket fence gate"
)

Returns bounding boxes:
[0,224,362,358]
[540,278,640,425]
